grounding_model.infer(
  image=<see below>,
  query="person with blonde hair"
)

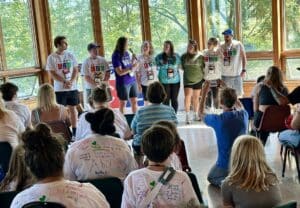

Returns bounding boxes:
[0,145,34,192]
[31,84,70,126]
[221,135,282,208]
[136,41,156,105]
[0,93,24,148]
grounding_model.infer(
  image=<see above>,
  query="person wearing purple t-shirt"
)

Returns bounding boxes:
[112,37,138,114]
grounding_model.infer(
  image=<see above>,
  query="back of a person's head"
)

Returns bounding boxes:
[220,87,237,109]
[21,123,64,180]
[228,135,277,191]
[91,87,108,104]
[154,120,181,148]
[147,81,167,104]
[266,66,284,89]
[141,125,175,163]
[37,84,57,111]
[0,82,18,101]
[85,108,116,136]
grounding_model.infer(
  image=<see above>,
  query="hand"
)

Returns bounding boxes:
[218,79,227,88]
[264,79,272,88]
[240,71,246,78]
[235,99,243,109]
[64,80,72,89]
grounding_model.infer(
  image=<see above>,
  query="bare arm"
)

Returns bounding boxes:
[70,66,78,83]
[198,81,210,116]
[84,75,96,86]
[291,105,300,129]
[49,70,65,83]
[115,66,131,76]
[240,44,247,69]
[270,87,290,105]
[253,85,261,112]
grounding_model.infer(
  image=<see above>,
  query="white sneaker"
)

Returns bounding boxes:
[185,112,192,124]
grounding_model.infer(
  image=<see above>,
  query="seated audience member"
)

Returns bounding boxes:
[64,108,137,181]
[75,87,131,140]
[199,83,248,187]
[0,145,34,192]
[154,120,182,170]
[253,66,288,145]
[131,81,178,166]
[0,94,25,148]
[278,103,300,147]
[0,82,31,128]
[222,135,282,207]
[250,75,265,98]
[11,123,109,208]
[121,125,200,208]
[31,84,70,126]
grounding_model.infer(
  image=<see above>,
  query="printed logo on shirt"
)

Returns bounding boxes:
[91,141,102,150]
[39,195,46,202]
[204,56,218,63]
[149,180,156,190]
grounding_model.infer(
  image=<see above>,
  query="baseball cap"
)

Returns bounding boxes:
[87,43,100,51]
[222,29,234,36]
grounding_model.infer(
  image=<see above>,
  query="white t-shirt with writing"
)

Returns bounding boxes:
[10,180,109,208]
[202,49,222,81]
[121,168,200,208]
[81,56,110,89]
[220,40,245,77]
[64,134,137,181]
[75,108,132,140]
[5,101,31,128]
[136,54,157,86]
[0,110,25,149]
[46,51,78,92]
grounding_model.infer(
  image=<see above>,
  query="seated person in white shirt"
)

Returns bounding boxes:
[11,123,109,208]
[0,94,25,149]
[64,108,137,181]
[76,87,132,140]
[121,125,200,208]
[0,82,31,128]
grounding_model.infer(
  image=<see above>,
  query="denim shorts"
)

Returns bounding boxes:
[222,76,243,96]
[116,82,138,101]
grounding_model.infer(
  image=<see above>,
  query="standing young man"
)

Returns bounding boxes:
[220,29,247,97]
[82,43,110,100]
[46,36,79,136]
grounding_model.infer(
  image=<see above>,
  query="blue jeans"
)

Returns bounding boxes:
[279,129,300,147]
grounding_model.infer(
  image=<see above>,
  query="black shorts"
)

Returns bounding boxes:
[141,85,148,101]
[116,82,138,101]
[55,90,79,106]
[184,80,204,90]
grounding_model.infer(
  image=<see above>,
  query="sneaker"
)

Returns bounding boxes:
[185,112,192,124]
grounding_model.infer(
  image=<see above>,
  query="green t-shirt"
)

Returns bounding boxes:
[181,52,204,86]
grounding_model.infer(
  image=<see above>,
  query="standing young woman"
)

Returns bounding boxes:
[181,40,205,123]
[112,37,138,114]
[136,41,156,105]
[155,40,181,113]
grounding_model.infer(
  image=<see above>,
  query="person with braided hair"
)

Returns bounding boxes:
[64,108,137,181]
[11,123,109,208]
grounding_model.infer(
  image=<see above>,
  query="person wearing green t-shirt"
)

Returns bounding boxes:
[181,40,205,124]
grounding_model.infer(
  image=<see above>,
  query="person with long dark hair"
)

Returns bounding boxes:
[181,40,205,123]
[112,37,138,114]
[155,40,181,113]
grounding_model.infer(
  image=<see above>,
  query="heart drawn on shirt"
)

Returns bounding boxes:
[39,195,46,202]
[92,141,96,146]
[150,181,156,188]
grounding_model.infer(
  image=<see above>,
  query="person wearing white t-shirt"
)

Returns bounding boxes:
[75,87,132,140]
[0,82,31,128]
[11,123,109,208]
[136,41,157,105]
[46,36,79,137]
[220,29,247,97]
[0,95,24,149]
[82,43,111,99]
[122,125,200,208]
[64,108,137,181]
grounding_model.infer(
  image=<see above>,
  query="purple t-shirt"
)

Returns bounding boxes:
[112,51,136,85]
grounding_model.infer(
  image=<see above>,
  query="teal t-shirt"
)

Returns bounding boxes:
[155,53,181,84]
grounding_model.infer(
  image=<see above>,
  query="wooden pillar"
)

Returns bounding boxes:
[91,0,105,56]
[235,0,242,41]
[140,0,151,41]
[187,0,205,50]
[0,18,7,72]
[272,0,282,69]
[31,0,52,83]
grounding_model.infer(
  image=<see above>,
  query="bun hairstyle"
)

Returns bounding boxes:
[21,123,64,180]
[85,108,116,135]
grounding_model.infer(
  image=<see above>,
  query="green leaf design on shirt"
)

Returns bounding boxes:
[150,180,156,189]
[39,195,46,202]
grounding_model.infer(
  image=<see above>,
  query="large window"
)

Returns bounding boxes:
[48,0,94,62]
[9,75,39,98]
[0,0,36,69]
[241,0,272,51]
[246,59,273,81]
[205,0,235,41]
[286,58,300,80]
[285,0,300,49]
[100,0,142,59]
[149,0,188,54]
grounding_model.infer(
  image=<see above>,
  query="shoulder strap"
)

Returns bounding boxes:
[140,167,176,208]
